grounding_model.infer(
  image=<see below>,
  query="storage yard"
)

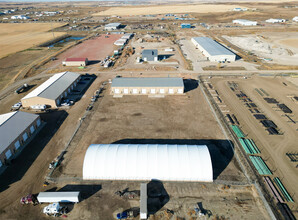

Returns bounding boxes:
[0,0,298,219]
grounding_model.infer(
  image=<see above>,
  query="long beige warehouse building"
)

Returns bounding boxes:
[21,71,81,108]
[0,111,41,168]
[111,77,184,96]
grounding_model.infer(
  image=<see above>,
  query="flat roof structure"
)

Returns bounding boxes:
[142,49,158,61]
[0,111,39,155]
[192,37,234,57]
[22,72,80,101]
[111,77,184,88]
[105,23,121,29]
[83,144,213,182]
[65,58,87,62]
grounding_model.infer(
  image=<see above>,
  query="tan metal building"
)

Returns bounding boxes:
[111,77,184,96]
[0,111,41,168]
[63,58,88,67]
[21,71,81,108]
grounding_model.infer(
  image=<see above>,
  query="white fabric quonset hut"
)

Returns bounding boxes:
[83,144,213,182]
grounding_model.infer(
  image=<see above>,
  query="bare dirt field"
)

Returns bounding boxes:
[0,23,66,59]
[94,4,243,16]
[210,76,298,217]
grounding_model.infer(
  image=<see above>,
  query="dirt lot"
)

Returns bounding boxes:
[43,34,123,71]
[0,23,66,59]
[210,76,298,217]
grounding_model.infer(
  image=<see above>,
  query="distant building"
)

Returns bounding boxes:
[0,111,41,168]
[233,19,257,26]
[265,18,285,23]
[43,11,58,16]
[191,37,236,62]
[142,49,158,61]
[111,77,184,96]
[233,8,247,12]
[21,71,81,108]
[104,23,121,31]
[11,15,29,20]
[181,23,191,28]
[64,58,88,67]
[114,38,127,46]
[293,16,298,22]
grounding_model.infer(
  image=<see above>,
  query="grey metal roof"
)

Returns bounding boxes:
[192,37,235,56]
[111,77,184,87]
[38,72,80,100]
[142,49,158,56]
[0,111,39,155]
[105,23,121,27]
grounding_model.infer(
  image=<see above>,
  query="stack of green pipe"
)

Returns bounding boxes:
[249,156,272,175]
[231,125,245,138]
[274,177,294,202]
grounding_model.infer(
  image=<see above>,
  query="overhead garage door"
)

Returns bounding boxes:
[14,140,21,150]
[124,89,129,94]
[71,85,74,90]
[64,91,67,97]
[22,132,28,142]
[68,88,71,93]
[0,160,2,167]
[5,150,12,159]
[178,89,183,94]
[56,99,60,105]
[114,89,120,94]
[169,89,174,94]
[160,89,165,94]
[37,119,41,127]
[30,125,35,134]
[141,89,147,94]
[150,89,156,94]
[132,89,138,94]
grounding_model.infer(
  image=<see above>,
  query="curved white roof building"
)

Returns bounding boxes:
[83,144,213,182]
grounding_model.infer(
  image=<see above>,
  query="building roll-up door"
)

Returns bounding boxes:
[22,132,28,142]
[30,125,35,134]
[150,89,156,94]
[124,89,129,94]
[37,119,41,127]
[178,89,183,94]
[132,89,138,94]
[56,99,60,106]
[14,140,21,150]
[114,89,120,94]
[169,89,174,94]
[71,85,74,90]
[0,160,2,167]
[160,89,165,94]
[68,88,71,93]
[5,150,12,159]
[64,91,67,97]
[141,89,147,94]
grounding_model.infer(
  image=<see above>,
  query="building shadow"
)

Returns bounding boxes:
[147,180,169,215]
[112,139,234,181]
[0,110,68,192]
[68,74,96,102]
[87,60,100,65]
[58,184,102,202]
[183,79,198,92]
[158,54,174,60]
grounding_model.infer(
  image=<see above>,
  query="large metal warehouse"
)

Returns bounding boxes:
[111,77,184,96]
[0,111,41,168]
[83,144,213,182]
[191,37,236,62]
[21,71,81,108]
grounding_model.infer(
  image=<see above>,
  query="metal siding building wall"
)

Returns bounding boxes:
[83,144,213,182]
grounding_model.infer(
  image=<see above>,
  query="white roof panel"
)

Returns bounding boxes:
[192,37,235,56]
[83,144,213,182]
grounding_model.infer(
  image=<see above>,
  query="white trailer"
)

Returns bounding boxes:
[140,183,147,219]
[37,192,80,203]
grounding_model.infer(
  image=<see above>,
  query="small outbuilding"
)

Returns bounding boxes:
[142,49,158,61]
[293,16,298,22]
[21,71,81,108]
[233,19,257,26]
[0,111,41,168]
[64,58,88,67]
[104,22,121,31]
[83,144,213,182]
[181,23,191,28]
[191,37,236,62]
[111,77,184,96]
[265,18,285,23]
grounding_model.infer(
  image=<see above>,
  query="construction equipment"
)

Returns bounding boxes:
[43,203,68,217]
[115,188,139,199]
[20,194,38,205]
